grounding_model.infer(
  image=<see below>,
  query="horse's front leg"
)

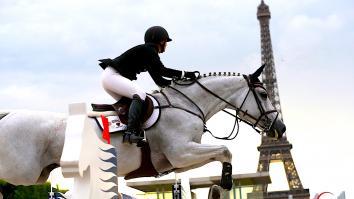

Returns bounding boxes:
[166,142,233,190]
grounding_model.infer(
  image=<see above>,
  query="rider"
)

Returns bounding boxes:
[98,26,198,144]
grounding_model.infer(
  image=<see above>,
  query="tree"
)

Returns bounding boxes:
[0,180,67,199]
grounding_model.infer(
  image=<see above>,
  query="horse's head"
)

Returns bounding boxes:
[237,65,286,139]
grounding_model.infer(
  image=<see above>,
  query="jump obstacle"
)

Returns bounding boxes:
[60,103,120,199]
[59,103,224,199]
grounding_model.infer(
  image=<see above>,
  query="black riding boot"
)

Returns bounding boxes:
[123,94,145,144]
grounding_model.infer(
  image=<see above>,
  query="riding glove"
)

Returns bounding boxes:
[184,71,198,79]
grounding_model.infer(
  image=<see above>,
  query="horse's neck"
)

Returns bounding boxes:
[171,76,247,121]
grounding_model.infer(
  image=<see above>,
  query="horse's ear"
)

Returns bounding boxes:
[250,64,266,79]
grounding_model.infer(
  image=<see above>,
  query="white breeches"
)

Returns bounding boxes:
[101,67,146,100]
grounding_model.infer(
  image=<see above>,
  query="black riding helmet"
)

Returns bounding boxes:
[144,26,172,44]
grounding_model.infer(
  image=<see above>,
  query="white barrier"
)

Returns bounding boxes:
[60,103,120,199]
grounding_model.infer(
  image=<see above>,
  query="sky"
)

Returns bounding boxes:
[1,0,354,198]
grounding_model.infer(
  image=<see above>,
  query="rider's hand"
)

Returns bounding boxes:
[185,71,198,80]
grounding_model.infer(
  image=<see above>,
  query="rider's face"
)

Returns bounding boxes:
[158,41,167,53]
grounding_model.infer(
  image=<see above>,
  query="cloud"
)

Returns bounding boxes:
[0,0,261,73]
[0,69,105,111]
[0,85,47,100]
[289,14,343,30]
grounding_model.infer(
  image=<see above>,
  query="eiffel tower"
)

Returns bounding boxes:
[254,1,310,198]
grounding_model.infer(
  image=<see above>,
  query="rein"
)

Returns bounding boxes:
[156,73,279,140]
[158,88,205,123]
[158,75,243,140]
[193,79,242,140]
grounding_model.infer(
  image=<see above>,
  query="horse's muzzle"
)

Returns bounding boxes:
[268,119,286,139]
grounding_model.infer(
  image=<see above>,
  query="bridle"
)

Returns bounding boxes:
[238,75,279,134]
[161,73,279,140]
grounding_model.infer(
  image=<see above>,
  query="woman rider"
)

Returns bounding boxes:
[98,26,198,144]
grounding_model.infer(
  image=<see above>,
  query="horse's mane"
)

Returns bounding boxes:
[201,72,262,84]
[0,112,9,120]
[201,72,242,78]
[151,72,247,94]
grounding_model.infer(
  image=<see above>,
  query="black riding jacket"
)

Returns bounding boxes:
[99,43,182,87]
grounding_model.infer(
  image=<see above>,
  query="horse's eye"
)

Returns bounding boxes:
[260,92,268,98]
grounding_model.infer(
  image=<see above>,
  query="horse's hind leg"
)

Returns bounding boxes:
[36,163,60,184]
[165,142,233,190]
[174,160,213,173]
[166,142,232,167]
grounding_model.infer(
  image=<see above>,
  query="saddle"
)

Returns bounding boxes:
[92,96,154,125]
[90,95,160,133]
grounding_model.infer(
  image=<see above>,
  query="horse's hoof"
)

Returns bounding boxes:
[220,162,233,190]
[122,133,145,144]
[267,129,283,140]
[208,185,223,199]
[220,178,233,190]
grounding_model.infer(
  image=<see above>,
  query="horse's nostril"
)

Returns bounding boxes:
[282,125,286,133]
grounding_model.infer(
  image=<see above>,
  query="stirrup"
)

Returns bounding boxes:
[123,131,145,144]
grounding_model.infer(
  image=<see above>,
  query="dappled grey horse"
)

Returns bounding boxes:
[0,65,285,191]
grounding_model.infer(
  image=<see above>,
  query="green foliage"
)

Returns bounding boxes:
[0,179,6,185]
[0,180,67,199]
[13,182,51,199]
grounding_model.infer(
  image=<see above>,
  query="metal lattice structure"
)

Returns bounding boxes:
[258,0,283,121]
[254,1,310,198]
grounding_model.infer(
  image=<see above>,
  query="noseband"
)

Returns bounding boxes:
[239,75,279,133]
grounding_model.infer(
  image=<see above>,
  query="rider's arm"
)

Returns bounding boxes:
[151,58,183,79]
[147,52,184,87]
[145,45,182,78]
[149,71,172,87]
